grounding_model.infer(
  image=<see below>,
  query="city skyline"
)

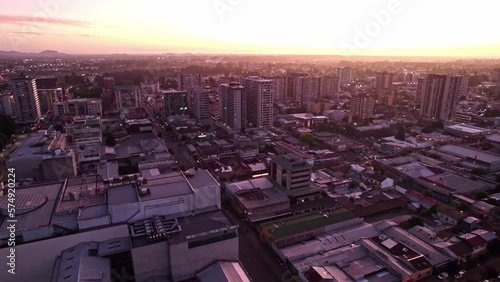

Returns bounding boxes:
[0,0,499,57]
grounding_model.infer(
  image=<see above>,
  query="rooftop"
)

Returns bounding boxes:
[197,261,251,282]
[423,172,488,195]
[131,210,237,246]
[273,141,313,160]
[436,204,466,220]
[394,162,436,178]
[281,222,378,262]
[260,209,357,240]
[342,257,385,280]
[56,175,106,214]
[0,182,63,234]
[112,133,159,159]
[7,131,70,162]
[84,119,100,127]
[141,172,192,201]
[438,144,500,165]
[371,236,431,271]
[52,242,111,282]
[445,124,490,134]
[272,155,312,171]
[459,233,487,247]
[107,184,138,206]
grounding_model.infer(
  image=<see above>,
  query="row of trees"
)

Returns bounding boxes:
[313,122,357,137]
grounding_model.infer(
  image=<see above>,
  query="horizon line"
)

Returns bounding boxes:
[1,49,499,60]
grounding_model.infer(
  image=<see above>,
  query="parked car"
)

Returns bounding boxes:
[438,272,449,280]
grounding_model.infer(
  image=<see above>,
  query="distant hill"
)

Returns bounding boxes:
[0,50,68,58]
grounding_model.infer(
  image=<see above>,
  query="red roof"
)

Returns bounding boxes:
[461,234,487,247]
[405,190,439,206]
[448,242,472,257]
[368,173,387,183]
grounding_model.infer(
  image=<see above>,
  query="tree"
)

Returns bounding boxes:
[496,174,500,184]
[400,216,424,229]
[299,133,315,145]
[105,134,116,147]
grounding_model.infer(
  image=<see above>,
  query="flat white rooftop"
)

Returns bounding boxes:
[445,124,490,134]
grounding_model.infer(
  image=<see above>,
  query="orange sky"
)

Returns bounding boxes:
[1,0,499,57]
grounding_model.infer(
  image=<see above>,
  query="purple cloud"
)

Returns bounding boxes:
[0,15,90,27]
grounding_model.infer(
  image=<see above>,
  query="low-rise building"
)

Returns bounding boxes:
[226,177,290,222]
[444,123,491,139]
[288,113,328,128]
[130,210,239,281]
[436,204,466,226]
[6,131,77,181]
[437,144,500,172]
[271,155,312,191]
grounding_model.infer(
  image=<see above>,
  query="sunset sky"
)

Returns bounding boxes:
[0,0,499,57]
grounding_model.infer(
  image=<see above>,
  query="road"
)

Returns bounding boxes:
[422,256,500,282]
[167,139,197,169]
[227,208,290,282]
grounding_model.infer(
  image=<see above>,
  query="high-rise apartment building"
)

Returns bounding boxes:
[37,88,59,114]
[403,71,419,84]
[375,71,394,91]
[320,76,340,98]
[263,76,286,101]
[11,75,41,124]
[351,94,374,119]
[188,87,210,120]
[53,99,102,116]
[287,73,307,99]
[419,74,469,121]
[178,74,202,91]
[416,77,425,103]
[220,82,246,132]
[337,67,353,85]
[102,77,116,111]
[243,76,273,128]
[295,77,321,104]
[0,94,15,117]
[162,90,188,116]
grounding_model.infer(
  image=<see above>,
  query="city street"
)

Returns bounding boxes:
[227,207,290,282]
